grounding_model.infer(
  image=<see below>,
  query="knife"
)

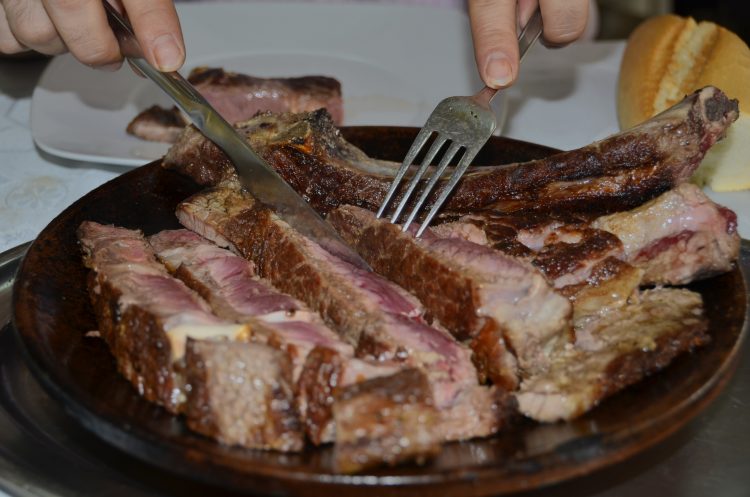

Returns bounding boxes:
[102,2,371,271]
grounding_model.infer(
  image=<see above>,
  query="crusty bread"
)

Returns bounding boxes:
[617,15,750,191]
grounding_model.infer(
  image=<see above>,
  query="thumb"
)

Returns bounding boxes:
[468,0,520,89]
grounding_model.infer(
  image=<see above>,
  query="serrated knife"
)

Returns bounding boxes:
[102,2,371,271]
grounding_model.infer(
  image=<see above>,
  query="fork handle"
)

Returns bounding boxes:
[476,8,544,106]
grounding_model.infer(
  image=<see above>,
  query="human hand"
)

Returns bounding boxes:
[0,0,185,71]
[468,0,589,88]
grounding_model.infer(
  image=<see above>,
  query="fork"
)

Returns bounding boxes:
[376,9,544,236]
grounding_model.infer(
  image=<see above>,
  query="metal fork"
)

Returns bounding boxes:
[376,9,544,236]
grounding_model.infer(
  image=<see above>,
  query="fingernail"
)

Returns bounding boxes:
[152,33,183,72]
[100,61,122,72]
[484,53,514,88]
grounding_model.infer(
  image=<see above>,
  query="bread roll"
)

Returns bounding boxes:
[617,15,750,191]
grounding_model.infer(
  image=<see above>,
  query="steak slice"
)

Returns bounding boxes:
[184,338,304,451]
[332,368,441,473]
[148,229,408,445]
[126,105,187,143]
[176,187,513,440]
[164,87,738,216]
[149,229,352,378]
[77,221,248,413]
[297,347,402,445]
[515,288,709,422]
[591,183,741,285]
[128,67,343,143]
[328,205,572,389]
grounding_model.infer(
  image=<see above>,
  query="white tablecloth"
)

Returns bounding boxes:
[0,59,120,253]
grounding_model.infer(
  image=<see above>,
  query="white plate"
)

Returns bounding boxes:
[30,2,481,167]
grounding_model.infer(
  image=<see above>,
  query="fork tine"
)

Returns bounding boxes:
[376,127,434,218]
[415,145,480,237]
[401,141,463,232]
[389,133,448,223]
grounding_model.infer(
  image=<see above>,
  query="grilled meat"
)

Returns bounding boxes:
[77,221,241,412]
[184,338,304,451]
[164,86,738,216]
[516,288,709,422]
[592,183,741,285]
[127,67,343,142]
[175,187,514,440]
[328,205,572,389]
[332,368,441,473]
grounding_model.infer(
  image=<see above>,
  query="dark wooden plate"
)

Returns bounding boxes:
[11,128,749,497]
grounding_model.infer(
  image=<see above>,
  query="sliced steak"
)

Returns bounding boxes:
[126,105,186,143]
[328,205,572,389]
[176,187,512,440]
[297,347,402,445]
[148,229,352,377]
[591,183,741,285]
[148,229,409,445]
[184,338,304,451]
[333,368,441,473]
[515,288,709,422]
[164,87,738,216]
[77,221,247,413]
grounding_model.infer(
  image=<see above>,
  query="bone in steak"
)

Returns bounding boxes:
[176,186,513,440]
[127,67,343,142]
[163,86,738,216]
[516,288,709,422]
[328,205,572,389]
[452,183,739,289]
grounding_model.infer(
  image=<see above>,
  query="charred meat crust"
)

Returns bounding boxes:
[328,205,572,390]
[163,87,738,217]
[86,272,183,413]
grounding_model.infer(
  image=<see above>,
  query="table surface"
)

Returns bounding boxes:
[1,30,749,497]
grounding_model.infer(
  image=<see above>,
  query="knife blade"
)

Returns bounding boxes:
[102,2,371,271]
